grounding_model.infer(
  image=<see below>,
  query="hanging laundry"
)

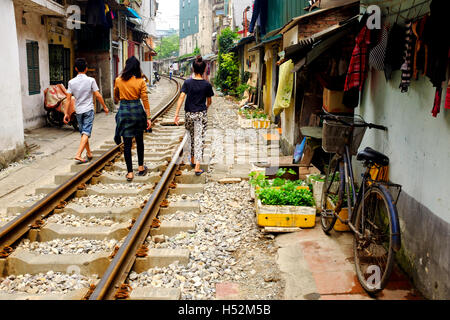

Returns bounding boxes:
[249,0,268,36]
[399,21,414,93]
[412,15,428,80]
[431,87,442,117]
[384,23,405,81]
[87,0,108,27]
[445,80,450,110]
[273,60,294,116]
[423,0,449,88]
[343,25,371,108]
[369,23,390,71]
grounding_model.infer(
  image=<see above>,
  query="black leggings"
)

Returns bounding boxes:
[123,133,144,173]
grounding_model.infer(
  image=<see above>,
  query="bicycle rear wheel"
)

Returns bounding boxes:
[320,154,341,234]
[353,185,396,294]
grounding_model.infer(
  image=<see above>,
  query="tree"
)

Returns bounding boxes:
[155,34,179,60]
[215,28,239,95]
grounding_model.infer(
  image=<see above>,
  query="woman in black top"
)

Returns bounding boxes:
[174,56,214,175]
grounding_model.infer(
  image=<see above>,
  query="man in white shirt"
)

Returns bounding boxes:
[64,58,109,164]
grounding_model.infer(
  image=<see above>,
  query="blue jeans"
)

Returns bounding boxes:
[75,109,94,137]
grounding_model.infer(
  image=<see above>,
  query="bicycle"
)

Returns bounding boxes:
[319,110,402,294]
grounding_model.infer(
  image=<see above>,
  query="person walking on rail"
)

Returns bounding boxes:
[64,58,109,164]
[174,55,214,176]
[114,56,152,182]
[169,64,174,80]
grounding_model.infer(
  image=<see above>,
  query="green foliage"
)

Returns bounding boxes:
[249,171,307,189]
[235,83,250,98]
[241,71,251,84]
[155,34,179,60]
[257,185,315,207]
[216,28,239,95]
[217,52,239,95]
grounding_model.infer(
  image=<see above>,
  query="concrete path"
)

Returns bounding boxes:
[276,219,423,300]
[0,78,176,214]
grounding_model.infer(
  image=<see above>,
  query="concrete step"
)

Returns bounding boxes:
[111,162,167,173]
[175,171,206,184]
[133,249,190,272]
[168,184,204,196]
[4,249,110,276]
[129,287,180,300]
[91,172,161,184]
[0,288,90,300]
[150,221,196,237]
[85,185,153,197]
[64,204,140,222]
[29,222,129,242]
[35,185,58,195]
[158,200,200,215]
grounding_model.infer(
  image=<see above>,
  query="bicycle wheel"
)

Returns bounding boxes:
[353,185,396,294]
[320,154,341,234]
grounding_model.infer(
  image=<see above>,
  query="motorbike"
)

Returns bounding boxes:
[154,71,161,82]
[44,84,78,131]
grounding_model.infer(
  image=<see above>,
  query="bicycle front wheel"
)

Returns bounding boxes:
[353,185,397,294]
[320,154,341,234]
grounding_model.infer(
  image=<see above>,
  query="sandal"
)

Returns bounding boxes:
[75,158,88,164]
[195,169,205,176]
[126,173,134,182]
[87,155,93,162]
[137,166,148,176]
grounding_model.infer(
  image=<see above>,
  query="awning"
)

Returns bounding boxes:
[248,34,282,52]
[230,35,255,52]
[126,7,141,19]
[276,0,359,35]
[287,16,359,73]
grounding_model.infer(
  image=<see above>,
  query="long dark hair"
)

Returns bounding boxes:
[193,55,206,75]
[121,56,143,81]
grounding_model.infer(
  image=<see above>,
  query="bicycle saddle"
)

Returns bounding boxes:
[356,147,389,166]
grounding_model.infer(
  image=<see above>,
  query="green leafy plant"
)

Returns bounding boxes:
[257,185,315,206]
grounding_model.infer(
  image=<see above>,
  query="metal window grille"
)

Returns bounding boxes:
[26,40,40,95]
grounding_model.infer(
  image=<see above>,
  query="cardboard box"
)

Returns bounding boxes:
[323,88,354,114]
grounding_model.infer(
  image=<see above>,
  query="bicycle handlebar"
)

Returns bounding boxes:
[321,114,387,131]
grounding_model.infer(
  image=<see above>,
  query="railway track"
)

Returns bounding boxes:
[0,76,205,300]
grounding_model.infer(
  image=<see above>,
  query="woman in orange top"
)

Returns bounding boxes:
[114,56,151,181]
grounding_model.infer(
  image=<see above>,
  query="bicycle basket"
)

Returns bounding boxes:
[322,115,367,155]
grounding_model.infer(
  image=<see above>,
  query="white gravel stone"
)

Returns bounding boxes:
[17,238,123,255]
[71,195,148,208]
[0,272,96,294]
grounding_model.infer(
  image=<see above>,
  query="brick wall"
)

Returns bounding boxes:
[297,5,359,40]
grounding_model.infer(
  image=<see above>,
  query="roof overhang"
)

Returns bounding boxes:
[15,0,65,16]
[277,0,359,36]
[230,35,255,52]
[248,34,282,52]
[287,16,359,73]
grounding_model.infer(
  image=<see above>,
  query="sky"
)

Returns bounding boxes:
[156,0,179,31]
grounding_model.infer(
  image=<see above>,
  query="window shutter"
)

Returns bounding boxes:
[26,41,40,95]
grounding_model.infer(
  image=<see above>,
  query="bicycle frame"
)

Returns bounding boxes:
[330,145,402,251]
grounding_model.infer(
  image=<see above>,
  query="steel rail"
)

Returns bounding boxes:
[89,133,187,300]
[89,76,184,300]
[0,77,180,254]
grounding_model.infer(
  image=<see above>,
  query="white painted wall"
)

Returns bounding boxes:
[14,5,50,129]
[0,0,24,156]
[357,70,450,224]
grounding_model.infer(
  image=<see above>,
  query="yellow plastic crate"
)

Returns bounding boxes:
[334,208,350,232]
[256,200,316,228]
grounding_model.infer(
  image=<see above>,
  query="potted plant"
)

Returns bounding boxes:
[255,183,316,228]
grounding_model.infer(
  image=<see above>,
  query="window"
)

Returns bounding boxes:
[188,19,190,27]
[182,0,185,8]
[26,40,40,95]
[195,15,197,24]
